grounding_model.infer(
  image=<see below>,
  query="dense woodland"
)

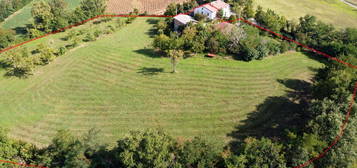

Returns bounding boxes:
[0,0,356,167]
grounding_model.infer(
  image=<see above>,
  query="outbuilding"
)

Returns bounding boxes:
[173,14,197,30]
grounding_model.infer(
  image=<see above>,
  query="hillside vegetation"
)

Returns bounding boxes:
[1,0,80,29]
[0,18,322,146]
[255,0,357,28]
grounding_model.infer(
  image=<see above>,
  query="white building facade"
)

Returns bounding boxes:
[193,0,231,20]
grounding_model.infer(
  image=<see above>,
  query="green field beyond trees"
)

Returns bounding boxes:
[0,18,323,146]
[255,0,357,28]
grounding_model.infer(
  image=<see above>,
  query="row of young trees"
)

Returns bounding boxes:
[0,0,33,22]
[0,17,130,77]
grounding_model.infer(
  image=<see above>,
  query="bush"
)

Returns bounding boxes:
[265,40,281,55]
[64,30,78,41]
[36,44,56,65]
[83,32,96,42]
[194,13,206,21]
[0,29,15,49]
[94,29,102,38]
[256,43,269,59]
[57,46,67,56]
[3,48,35,77]
[240,46,259,61]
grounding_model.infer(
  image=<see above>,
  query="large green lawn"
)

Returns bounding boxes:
[255,0,357,28]
[1,0,81,30]
[0,18,323,146]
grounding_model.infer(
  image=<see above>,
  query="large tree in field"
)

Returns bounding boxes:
[168,49,184,73]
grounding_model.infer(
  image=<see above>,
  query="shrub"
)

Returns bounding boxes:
[4,48,35,77]
[64,30,78,41]
[280,41,290,53]
[83,32,96,42]
[256,43,269,59]
[0,29,15,49]
[36,44,56,65]
[57,46,67,56]
[194,13,206,21]
[94,29,102,38]
[108,25,116,32]
[265,40,281,55]
[240,46,259,61]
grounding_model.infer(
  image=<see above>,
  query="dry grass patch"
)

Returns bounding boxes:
[106,0,187,14]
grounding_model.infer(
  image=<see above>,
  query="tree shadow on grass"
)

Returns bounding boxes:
[228,78,313,150]
[146,19,159,25]
[137,67,164,76]
[145,19,159,37]
[11,24,31,35]
[134,48,164,58]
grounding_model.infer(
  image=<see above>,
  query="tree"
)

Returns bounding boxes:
[114,130,177,168]
[307,98,357,168]
[241,137,286,168]
[241,0,254,18]
[48,0,69,30]
[228,26,246,54]
[175,137,220,168]
[40,130,90,168]
[0,28,15,49]
[0,128,38,167]
[31,0,53,32]
[36,44,56,65]
[3,47,34,77]
[168,49,184,73]
[255,7,287,33]
[71,0,107,23]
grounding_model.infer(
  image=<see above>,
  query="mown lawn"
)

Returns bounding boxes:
[255,0,357,28]
[0,18,323,147]
[1,0,81,30]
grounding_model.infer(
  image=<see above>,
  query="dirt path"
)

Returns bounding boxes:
[340,0,357,9]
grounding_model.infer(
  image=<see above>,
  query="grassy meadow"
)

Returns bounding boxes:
[255,0,357,28]
[1,0,81,30]
[0,18,323,146]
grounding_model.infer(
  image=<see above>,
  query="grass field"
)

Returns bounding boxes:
[0,18,323,146]
[1,0,81,30]
[255,0,357,28]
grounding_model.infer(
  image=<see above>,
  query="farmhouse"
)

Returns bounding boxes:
[193,0,231,20]
[173,14,197,30]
